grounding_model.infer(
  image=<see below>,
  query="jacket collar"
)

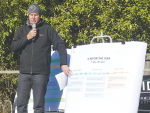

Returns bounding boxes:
[26,18,47,28]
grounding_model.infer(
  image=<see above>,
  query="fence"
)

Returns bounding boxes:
[0,71,19,113]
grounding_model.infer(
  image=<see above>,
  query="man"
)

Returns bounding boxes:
[11,4,71,113]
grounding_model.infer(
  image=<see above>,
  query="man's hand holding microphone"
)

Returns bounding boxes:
[27,24,36,41]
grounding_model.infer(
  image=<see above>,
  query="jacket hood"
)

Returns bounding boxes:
[26,18,47,27]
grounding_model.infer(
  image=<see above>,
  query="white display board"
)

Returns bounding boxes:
[65,42,147,113]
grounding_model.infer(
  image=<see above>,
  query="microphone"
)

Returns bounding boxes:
[32,24,36,41]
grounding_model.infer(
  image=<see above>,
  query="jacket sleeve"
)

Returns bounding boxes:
[48,27,67,66]
[10,27,30,53]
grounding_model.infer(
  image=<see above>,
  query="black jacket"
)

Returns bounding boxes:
[10,19,67,75]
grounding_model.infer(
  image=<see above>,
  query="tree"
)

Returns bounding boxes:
[1,0,150,70]
[49,0,150,49]
[1,0,150,105]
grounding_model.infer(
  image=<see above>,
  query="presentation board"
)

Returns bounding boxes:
[65,42,147,113]
[138,75,150,112]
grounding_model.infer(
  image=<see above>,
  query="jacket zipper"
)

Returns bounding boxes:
[31,42,33,74]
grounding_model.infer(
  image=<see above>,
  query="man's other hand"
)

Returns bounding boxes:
[61,65,72,77]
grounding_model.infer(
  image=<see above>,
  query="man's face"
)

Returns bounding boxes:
[29,13,40,25]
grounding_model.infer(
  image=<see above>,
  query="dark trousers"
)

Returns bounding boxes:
[17,73,49,113]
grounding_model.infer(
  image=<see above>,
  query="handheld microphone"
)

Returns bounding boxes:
[32,24,36,41]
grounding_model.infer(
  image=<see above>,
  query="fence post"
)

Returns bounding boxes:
[3,100,12,113]
[0,99,3,113]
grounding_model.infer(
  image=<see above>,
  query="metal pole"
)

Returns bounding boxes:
[90,35,113,44]
[90,31,113,44]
